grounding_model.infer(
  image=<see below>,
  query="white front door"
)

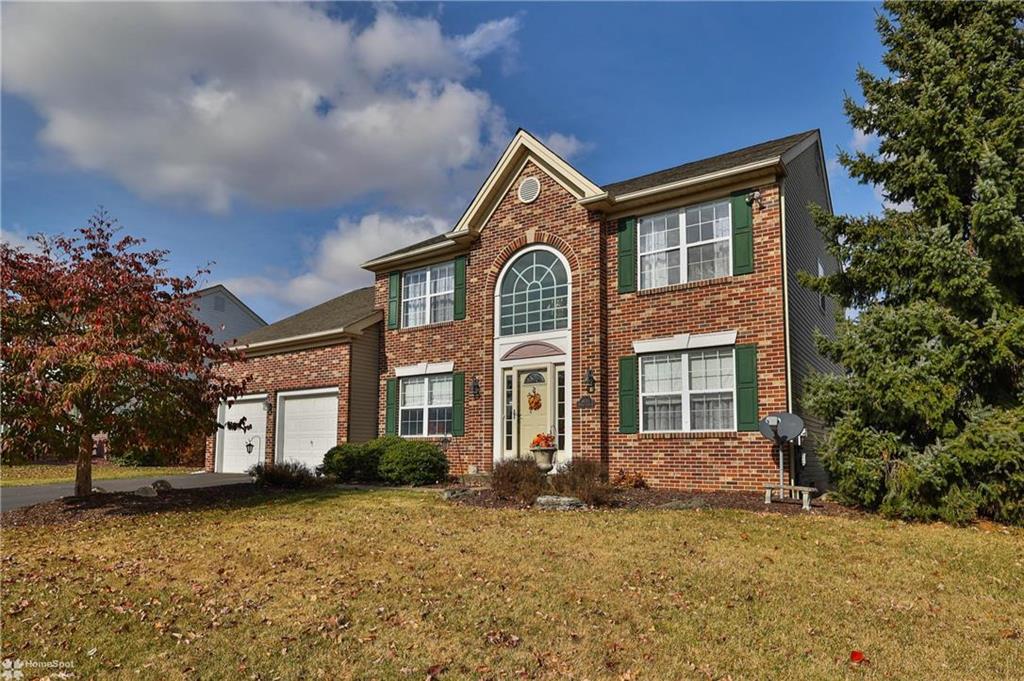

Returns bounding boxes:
[517,368,550,457]
[499,364,566,461]
[218,397,267,473]
[277,390,339,470]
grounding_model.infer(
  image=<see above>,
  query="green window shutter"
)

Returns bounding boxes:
[387,272,401,330]
[618,355,638,434]
[451,372,465,436]
[453,256,467,321]
[617,217,637,293]
[731,191,754,275]
[735,344,758,431]
[385,378,398,435]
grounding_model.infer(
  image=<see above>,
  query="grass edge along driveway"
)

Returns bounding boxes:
[0,465,199,487]
[2,489,1022,679]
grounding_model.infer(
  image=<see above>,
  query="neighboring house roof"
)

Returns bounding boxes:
[363,128,823,271]
[193,284,268,326]
[600,129,818,198]
[234,286,377,349]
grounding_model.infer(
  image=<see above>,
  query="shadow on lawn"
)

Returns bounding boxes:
[1,484,384,528]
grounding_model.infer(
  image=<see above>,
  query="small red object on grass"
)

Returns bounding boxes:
[850,650,866,664]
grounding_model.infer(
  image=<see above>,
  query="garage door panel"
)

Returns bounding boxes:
[278,392,338,471]
[218,398,266,473]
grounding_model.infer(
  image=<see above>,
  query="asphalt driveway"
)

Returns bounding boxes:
[0,472,253,512]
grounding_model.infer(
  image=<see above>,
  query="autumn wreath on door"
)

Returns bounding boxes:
[527,387,542,411]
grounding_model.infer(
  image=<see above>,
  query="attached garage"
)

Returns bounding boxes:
[216,394,268,473]
[275,388,339,470]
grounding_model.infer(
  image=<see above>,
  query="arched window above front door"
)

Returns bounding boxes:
[499,248,569,336]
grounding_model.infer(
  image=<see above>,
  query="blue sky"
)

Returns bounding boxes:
[2,2,884,322]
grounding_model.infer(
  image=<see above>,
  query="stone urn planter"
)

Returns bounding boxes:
[530,447,556,473]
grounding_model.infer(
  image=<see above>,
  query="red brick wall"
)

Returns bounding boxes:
[373,161,790,491]
[204,344,351,471]
[605,184,789,490]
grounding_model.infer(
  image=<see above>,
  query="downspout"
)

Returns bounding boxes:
[779,177,796,486]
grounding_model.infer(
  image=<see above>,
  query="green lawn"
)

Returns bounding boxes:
[0,464,198,487]
[2,490,1022,679]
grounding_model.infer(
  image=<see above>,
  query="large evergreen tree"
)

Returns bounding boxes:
[804,1,1024,524]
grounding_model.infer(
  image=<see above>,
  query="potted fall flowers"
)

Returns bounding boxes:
[530,432,557,473]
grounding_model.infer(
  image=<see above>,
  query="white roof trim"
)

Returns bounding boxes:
[633,330,737,354]
[450,130,603,236]
[395,361,455,377]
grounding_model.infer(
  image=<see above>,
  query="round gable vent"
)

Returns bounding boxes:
[517,176,541,204]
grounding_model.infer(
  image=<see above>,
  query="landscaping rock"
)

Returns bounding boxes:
[132,485,158,498]
[442,488,476,501]
[534,495,584,510]
[91,487,108,494]
[656,498,707,510]
[151,479,173,492]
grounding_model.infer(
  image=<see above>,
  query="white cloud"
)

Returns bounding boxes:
[2,4,529,213]
[850,128,876,154]
[223,213,447,309]
[541,132,592,161]
[0,226,41,253]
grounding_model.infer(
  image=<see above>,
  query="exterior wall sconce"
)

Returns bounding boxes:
[245,435,262,455]
[470,376,482,399]
[583,369,596,393]
[263,394,273,412]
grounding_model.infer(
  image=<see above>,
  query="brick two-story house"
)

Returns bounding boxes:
[209,129,837,492]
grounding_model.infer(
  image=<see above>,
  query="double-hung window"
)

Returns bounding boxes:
[402,262,454,328]
[639,348,735,432]
[638,199,731,290]
[400,374,453,436]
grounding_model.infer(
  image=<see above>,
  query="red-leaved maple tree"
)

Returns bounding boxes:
[1,211,247,496]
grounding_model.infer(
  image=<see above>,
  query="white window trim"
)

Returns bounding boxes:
[639,347,737,434]
[402,262,454,329]
[637,198,733,291]
[394,361,455,377]
[632,330,737,355]
[399,374,453,438]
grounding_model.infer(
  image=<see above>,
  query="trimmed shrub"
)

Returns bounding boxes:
[248,461,324,489]
[321,436,401,483]
[491,459,547,503]
[551,460,611,506]
[378,439,448,486]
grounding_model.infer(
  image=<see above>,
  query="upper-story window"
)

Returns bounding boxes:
[403,262,454,328]
[499,249,568,336]
[638,199,732,290]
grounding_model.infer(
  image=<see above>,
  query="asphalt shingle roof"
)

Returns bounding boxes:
[235,286,375,345]
[601,130,818,197]
[365,130,819,264]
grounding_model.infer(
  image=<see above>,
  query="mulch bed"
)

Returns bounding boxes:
[451,485,863,517]
[0,483,302,529]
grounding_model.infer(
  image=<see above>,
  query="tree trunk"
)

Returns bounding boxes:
[75,432,93,497]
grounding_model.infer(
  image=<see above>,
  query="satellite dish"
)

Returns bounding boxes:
[758,413,805,444]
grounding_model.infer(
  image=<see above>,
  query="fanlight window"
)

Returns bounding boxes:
[500,250,568,336]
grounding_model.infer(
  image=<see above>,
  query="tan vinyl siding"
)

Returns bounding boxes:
[347,322,381,442]
[784,141,841,491]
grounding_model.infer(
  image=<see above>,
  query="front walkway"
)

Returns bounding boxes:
[0,472,252,512]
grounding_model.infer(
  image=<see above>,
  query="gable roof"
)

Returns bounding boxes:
[233,286,377,349]
[193,284,268,326]
[363,129,823,270]
[601,130,818,198]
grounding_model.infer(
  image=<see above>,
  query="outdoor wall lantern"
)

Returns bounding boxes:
[245,435,262,455]
[263,395,273,412]
[470,376,482,399]
[583,369,596,394]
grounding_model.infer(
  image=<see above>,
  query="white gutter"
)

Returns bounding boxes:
[230,312,382,352]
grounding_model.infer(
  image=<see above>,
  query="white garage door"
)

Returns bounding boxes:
[277,390,339,471]
[217,396,267,473]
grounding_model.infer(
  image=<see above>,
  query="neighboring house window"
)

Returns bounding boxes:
[403,262,454,328]
[213,295,226,312]
[400,374,453,436]
[639,348,735,432]
[817,258,827,313]
[638,199,731,290]
[499,249,568,336]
